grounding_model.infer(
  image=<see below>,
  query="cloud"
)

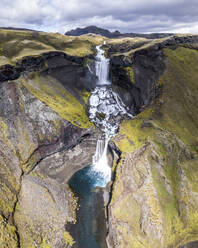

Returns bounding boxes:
[0,0,198,34]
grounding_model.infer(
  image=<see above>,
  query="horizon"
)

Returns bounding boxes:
[0,25,177,35]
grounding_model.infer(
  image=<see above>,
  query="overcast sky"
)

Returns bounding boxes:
[0,0,198,34]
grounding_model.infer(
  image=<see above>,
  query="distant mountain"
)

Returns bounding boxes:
[65,25,174,39]
[65,26,121,38]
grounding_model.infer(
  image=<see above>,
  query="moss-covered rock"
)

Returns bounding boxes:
[0,29,104,66]
[0,215,18,248]
[21,73,93,128]
[109,46,198,248]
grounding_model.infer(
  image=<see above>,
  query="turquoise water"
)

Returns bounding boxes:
[68,165,108,248]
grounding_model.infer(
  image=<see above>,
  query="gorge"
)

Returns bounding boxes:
[0,29,198,248]
[67,44,132,248]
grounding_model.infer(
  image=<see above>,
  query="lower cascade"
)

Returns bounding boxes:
[92,138,111,186]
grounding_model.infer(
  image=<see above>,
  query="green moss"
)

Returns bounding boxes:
[113,108,154,153]
[181,159,198,193]
[125,66,135,83]
[79,91,91,105]
[42,239,51,248]
[21,73,93,128]
[63,231,75,247]
[0,215,18,248]
[154,47,198,147]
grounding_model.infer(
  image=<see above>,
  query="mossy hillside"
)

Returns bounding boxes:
[0,29,105,66]
[149,133,198,248]
[14,177,76,248]
[21,73,93,128]
[112,47,198,247]
[106,36,149,57]
[113,107,154,154]
[114,46,198,154]
[107,37,148,45]
[0,215,18,248]
[109,36,171,59]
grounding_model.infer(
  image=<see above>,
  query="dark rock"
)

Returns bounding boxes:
[65,25,121,38]
[0,51,97,103]
[179,241,198,248]
[109,35,198,115]
[0,64,22,81]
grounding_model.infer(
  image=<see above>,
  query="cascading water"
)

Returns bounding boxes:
[68,44,132,248]
[92,138,111,185]
[89,44,132,186]
[95,45,110,85]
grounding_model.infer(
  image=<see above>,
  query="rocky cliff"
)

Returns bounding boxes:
[0,29,198,248]
[107,35,198,248]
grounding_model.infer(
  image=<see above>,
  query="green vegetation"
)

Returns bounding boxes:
[63,231,75,247]
[125,66,135,83]
[0,215,18,248]
[108,36,172,58]
[21,73,93,128]
[115,47,198,154]
[0,29,105,66]
[112,46,198,248]
[113,108,154,153]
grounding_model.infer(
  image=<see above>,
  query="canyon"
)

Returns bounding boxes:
[0,28,198,248]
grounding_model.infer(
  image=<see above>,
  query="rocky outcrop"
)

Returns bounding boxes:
[108,45,198,248]
[0,51,97,97]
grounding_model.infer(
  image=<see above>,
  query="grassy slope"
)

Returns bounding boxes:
[21,73,93,129]
[0,29,105,66]
[112,46,198,248]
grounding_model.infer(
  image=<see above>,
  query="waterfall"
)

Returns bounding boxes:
[92,138,111,185]
[90,44,132,186]
[95,45,110,85]
[92,139,104,164]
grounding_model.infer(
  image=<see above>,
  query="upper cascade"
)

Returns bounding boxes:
[95,45,110,85]
[89,44,133,139]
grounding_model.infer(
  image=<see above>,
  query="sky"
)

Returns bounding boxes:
[0,0,198,34]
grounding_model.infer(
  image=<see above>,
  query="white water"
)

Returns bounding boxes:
[90,44,132,186]
[95,45,110,85]
[92,139,111,185]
